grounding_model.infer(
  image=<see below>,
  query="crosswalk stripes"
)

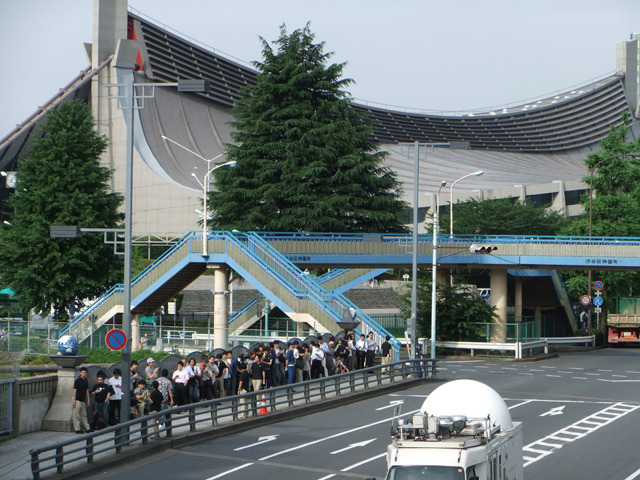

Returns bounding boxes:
[523,402,640,467]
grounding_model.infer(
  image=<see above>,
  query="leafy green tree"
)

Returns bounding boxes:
[439,197,568,236]
[0,100,123,318]
[209,24,407,233]
[399,277,496,341]
[559,115,640,311]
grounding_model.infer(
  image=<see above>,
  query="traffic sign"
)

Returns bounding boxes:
[580,295,591,306]
[594,307,602,314]
[593,296,604,307]
[105,328,127,351]
[594,281,604,291]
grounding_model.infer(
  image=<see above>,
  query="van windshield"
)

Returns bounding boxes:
[387,466,465,480]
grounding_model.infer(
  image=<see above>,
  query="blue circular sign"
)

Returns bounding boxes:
[593,296,604,307]
[105,328,127,351]
[594,281,604,291]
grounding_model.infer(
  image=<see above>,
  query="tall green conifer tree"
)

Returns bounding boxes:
[0,100,123,317]
[209,24,407,233]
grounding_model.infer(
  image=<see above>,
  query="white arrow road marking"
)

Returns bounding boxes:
[375,400,404,411]
[330,438,376,455]
[205,463,253,480]
[540,406,565,416]
[234,435,279,451]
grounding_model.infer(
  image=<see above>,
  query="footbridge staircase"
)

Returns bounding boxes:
[61,231,400,354]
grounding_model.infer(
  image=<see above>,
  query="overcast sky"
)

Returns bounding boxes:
[1,0,639,137]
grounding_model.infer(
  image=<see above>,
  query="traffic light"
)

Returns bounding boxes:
[469,244,497,253]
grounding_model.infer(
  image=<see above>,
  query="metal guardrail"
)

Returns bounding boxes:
[0,379,13,435]
[28,358,435,479]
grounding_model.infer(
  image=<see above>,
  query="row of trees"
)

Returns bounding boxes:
[1,24,639,337]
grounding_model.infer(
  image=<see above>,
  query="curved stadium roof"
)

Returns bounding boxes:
[135,12,632,154]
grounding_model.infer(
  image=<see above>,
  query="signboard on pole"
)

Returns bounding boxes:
[105,328,127,351]
[593,296,604,307]
[594,281,604,291]
[580,295,591,306]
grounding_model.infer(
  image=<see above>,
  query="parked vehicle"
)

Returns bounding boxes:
[381,379,523,480]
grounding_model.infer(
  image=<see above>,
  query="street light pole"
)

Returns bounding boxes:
[430,180,446,360]
[162,136,235,256]
[410,141,448,361]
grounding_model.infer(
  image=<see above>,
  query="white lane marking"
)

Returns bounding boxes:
[625,371,640,374]
[341,453,387,472]
[317,475,336,480]
[376,400,404,411]
[598,379,640,383]
[540,406,565,417]
[518,373,534,376]
[545,374,561,378]
[598,369,613,372]
[234,435,279,451]
[508,400,533,409]
[538,366,556,369]
[330,438,376,455]
[612,375,629,378]
[623,466,640,480]
[523,402,640,467]
[259,409,419,461]
[205,462,254,480]
[568,367,584,370]
[585,373,600,376]
[572,376,587,380]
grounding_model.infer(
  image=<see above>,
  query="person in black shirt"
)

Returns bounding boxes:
[90,372,114,430]
[72,367,91,433]
[381,335,392,372]
[237,362,250,419]
[148,381,164,439]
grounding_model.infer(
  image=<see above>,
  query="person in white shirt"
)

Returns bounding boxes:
[108,368,123,424]
[347,334,357,371]
[310,341,325,379]
[355,334,366,370]
[319,337,330,377]
[364,332,377,368]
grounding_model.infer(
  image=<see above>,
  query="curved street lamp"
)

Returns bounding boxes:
[449,170,484,237]
[161,136,236,255]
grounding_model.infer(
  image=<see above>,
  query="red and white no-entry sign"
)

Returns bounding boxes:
[580,295,591,306]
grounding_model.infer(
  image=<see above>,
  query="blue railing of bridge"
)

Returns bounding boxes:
[246,233,401,356]
[255,231,640,246]
[61,232,198,336]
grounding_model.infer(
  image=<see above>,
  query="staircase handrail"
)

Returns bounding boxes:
[59,284,124,336]
[247,233,400,358]
[61,232,197,336]
[316,269,350,285]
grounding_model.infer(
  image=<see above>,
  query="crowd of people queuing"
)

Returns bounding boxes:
[71,332,393,435]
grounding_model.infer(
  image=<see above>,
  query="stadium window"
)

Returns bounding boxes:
[526,192,555,208]
[565,189,588,206]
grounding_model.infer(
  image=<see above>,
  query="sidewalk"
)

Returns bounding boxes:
[0,431,77,480]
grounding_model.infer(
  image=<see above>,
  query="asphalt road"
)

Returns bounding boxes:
[86,348,640,480]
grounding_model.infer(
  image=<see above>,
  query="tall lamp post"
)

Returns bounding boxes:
[406,140,469,361]
[587,152,640,331]
[110,38,209,424]
[161,136,235,256]
[430,180,447,360]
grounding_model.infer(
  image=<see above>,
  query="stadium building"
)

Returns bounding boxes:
[0,0,639,237]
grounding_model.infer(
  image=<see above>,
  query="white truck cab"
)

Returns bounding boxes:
[384,379,523,480]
